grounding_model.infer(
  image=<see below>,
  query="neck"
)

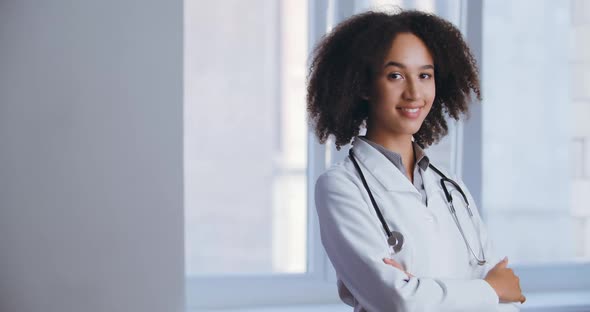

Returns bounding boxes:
[365,128,416,181]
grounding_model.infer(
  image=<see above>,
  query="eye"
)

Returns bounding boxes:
[420,73,433,79]
[388,73,403,80]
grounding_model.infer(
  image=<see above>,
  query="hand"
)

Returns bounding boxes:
[383,257,414,279]
[484,257,526,304]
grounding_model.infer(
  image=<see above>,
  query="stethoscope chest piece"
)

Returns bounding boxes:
[388,231,404,253]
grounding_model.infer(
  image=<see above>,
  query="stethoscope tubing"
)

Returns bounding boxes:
[348,148,487,266]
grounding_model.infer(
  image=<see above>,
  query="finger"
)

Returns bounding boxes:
[496,256,509,269]
[383,258,411,277]
[383,258,404,270]
[383,258,413,279]
[383,258,400,266]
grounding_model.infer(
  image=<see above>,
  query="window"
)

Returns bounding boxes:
[184,0,308,277]
[481,0,590,292]
[184,0,333,309]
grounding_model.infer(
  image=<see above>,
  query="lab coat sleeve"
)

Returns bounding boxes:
[455,176,521,312]
[315,170,501,312]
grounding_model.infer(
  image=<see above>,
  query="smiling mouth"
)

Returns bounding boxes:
[398,107,421,113]
[397,105,425,111]
[396,106,425,119]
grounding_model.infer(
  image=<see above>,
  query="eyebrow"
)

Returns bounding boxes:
[384,61,434,70]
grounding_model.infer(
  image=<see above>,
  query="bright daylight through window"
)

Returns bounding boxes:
[184,0,309,275]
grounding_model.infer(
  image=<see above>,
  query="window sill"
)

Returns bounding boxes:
[194,290,590,312]
[519,290,590,312]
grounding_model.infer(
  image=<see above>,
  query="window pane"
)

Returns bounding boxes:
[482,0,590,264]
[184,0,308,275]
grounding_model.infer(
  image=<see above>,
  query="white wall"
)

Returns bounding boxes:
[0,1,184,312]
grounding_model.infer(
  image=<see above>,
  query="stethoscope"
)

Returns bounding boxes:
[348,149,487,266]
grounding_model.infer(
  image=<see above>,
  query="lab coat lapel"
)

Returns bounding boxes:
[350,137,420,194]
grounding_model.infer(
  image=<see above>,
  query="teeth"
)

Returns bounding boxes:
[401,108,420,113]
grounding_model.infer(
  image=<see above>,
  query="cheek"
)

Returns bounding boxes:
[423,105,434,118]
[374,89,401,109]
[423,88,436,116]
[427,81,436,100]
[425,83,436,108]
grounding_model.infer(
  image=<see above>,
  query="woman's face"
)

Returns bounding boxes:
[368,32,435,138]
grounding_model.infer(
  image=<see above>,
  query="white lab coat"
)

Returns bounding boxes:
[315,136,520,312]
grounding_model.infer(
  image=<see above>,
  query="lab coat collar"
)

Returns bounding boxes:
[350,136,423,194]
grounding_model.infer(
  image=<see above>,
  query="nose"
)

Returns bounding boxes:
[402,78,422,101]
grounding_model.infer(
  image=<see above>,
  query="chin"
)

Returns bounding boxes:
[402,123,424,135]
[385,118,426,136]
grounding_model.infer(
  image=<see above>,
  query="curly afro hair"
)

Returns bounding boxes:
[306,9,481,150]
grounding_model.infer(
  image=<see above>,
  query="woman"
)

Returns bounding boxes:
[307,10,525,312]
